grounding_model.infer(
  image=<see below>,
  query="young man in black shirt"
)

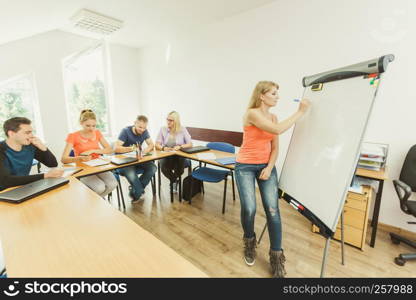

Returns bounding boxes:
[0,117,63,191]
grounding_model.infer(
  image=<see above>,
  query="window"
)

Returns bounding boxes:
[0,73,43,140]
[63,44,111,135]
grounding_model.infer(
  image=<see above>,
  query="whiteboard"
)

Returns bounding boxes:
[278,75,380,233]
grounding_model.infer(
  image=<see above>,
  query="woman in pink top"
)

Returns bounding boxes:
[235,81,310,277]
[61,109,117,198]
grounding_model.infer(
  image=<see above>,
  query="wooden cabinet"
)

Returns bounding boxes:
[312,186,373,250]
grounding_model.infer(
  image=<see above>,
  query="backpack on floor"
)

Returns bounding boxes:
[182,175,202,201]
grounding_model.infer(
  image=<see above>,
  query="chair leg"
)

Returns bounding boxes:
[158,161,161,198]
[170,180,174,203]
[151,174,156,196]
[116,177,126,211]
[178,176,182,202]
[222,177,228,214]
[201,181,205,194]
[231,171,236,201]
[116,186,121,209]
[120,185,126,211]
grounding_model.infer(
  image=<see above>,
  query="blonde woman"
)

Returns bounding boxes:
[155,111,192,190]
[235,81,310,277]
[61,109,117,198]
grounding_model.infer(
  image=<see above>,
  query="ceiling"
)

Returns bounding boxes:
[0,0,276,48]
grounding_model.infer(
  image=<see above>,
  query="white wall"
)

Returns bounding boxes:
[0,30,141,156]
[137,0,416,232]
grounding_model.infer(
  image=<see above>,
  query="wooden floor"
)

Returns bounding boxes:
[111,175,415,278]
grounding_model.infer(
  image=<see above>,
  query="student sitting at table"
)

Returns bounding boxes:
[0,117,63,191]
[155,111,192,192]
[114,115,157,203]
[61,109,117,198]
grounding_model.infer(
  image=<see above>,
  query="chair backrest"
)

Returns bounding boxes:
[399,144,416,192]
[207,142,235,154]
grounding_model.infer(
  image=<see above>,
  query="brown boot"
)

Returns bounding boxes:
[243,234,257,266]
[269,249,286,278]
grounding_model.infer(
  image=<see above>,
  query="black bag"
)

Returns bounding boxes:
[182,175,202,201]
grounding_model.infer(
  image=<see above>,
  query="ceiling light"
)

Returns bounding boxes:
[70,9,123,35]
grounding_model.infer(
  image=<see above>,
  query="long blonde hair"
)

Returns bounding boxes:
[168,111,181,134]
[247,81,279,109]
[79,109,96,123]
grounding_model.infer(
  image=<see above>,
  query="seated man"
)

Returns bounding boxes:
[114,115,157,202]
[0,117,63,191]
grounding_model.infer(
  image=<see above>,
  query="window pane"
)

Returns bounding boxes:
[0,74,40,140]
[63,45,110,135]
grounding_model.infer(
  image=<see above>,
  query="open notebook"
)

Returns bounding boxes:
[83,158,110,167]
[215,157,236,165]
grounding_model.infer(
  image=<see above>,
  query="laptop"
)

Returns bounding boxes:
[111,156,138,165]
[180,146,210,154]
[0,177,69,204]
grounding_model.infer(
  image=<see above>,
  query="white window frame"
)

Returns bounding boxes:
[0,72,44,141]
[62,41,113,136]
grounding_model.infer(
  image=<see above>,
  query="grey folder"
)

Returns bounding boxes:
[180,146,210,154]
[0,177,69,204]
[111,156,138,165]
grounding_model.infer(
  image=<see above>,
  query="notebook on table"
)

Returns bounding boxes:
[180,146,210,154]
[0,178,70,204]
[83,158,110,167]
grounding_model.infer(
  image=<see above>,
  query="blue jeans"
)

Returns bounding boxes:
[118,162,157,199]
[235,163,282,251]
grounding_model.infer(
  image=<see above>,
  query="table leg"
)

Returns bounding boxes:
[370,179,384,247]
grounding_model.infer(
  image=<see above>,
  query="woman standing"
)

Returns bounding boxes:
[155,111,192,190]
[235,81,310,277]
[61,109,117,198]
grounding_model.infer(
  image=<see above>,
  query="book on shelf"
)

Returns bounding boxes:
[358,142,388,171]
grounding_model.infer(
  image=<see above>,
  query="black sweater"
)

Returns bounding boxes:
[0,141,58,191]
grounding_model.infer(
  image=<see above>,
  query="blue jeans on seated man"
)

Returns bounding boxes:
[235,163,282,251]
[118,162,157,200]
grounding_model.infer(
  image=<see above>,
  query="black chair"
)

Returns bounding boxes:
[158,159,191,203]
[390,144,416,266]
[32,159,41,173]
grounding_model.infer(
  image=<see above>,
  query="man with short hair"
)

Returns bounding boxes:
[114,115,157,202]
[0,117,63,191]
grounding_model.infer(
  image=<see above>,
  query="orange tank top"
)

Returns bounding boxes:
[236,126,275,164]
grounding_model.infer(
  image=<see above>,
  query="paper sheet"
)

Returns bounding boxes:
[197,152,216,160]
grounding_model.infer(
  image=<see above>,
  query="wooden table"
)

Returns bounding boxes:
[355,167,388,247]
[0,148,238,277]
[0,177,206,277]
